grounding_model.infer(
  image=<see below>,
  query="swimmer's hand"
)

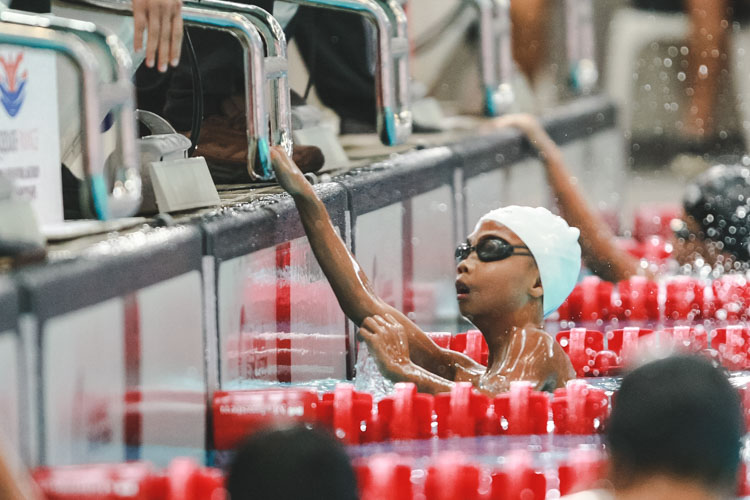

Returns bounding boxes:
[359,314,412,380]
[134,0,183,73]
[271,146,312,197]
[487,113,553,153]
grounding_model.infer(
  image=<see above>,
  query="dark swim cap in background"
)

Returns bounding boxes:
[683,164,750,263]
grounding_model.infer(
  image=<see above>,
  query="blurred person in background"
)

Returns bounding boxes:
[633,0,750,147]
[226,425,358,500]
[564,355,743,499]
[0,433,40,500]
[510,0,549,90]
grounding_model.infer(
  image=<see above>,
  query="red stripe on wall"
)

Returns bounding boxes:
[402,199,415,316]
[276,242,292,383]
[123,293,142,452]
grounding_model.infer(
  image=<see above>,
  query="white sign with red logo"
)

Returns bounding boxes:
[0,47,63,224]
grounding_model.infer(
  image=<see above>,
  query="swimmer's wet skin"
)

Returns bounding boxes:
[270,147,578,396]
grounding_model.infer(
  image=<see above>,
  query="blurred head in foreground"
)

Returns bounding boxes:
[607,355,743,498]
[227,425,358,500]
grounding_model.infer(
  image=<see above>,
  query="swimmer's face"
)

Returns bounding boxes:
[456,220,543,321]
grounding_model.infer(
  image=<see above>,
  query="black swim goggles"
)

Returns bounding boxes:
[455,237,534,264]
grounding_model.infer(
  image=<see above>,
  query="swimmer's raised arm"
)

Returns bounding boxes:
[270,147,484,383]
[0,434,41,500]
[490,114,644,282]
[270,146,395,326]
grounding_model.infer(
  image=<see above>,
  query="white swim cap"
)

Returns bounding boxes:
[475,206,581,317]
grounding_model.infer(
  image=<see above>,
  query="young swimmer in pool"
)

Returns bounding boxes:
[270,147,578,395]
[493,114,750,280]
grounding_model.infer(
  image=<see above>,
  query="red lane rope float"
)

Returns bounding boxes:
[557,449,609,496]
[556,328,604,377]
[555,275,750,326]
[493,382,550,435]
[28,452,602,500]
[434,382,491,438]
[551,380,609,435]
[445,330,488,365]
[318,384,373,444]
[632,203,682,242]
[711,325,750,370]
[356,454,413,500]
[34,443,750,499]
[358,450,595,500]
[33,459,225,500]
[424,453,482,500]
[372,382,433,441]
[211,380,610,452]
[616,276,660,322]
[554,324,750,375]
[212,389,319,451]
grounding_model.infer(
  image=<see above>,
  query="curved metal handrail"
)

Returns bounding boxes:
[469,0,514,117]
[281,0,413,146]
[181,6,272,179]
[0,8,142,217]
[188,0,294,160]
[0,17,110,219]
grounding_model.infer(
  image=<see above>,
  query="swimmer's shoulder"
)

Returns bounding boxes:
[520,324,575,390]
[519,324,560,353]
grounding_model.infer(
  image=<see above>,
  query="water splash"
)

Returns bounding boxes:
[353,342,395,401]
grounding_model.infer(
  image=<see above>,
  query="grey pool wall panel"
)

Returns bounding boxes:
[0,279,24,462]
[14,226,206,467]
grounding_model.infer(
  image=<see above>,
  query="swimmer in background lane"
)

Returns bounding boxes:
[270,147,578,396]
[493,113,750,280]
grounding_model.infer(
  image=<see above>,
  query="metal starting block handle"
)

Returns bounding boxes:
[181,5,273,180]
[190,0,294,163]
[0,14,112,220]
[1,8,142,218]
[470,0,514,117]
[282,0,413,146]
[565,0,598,95]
